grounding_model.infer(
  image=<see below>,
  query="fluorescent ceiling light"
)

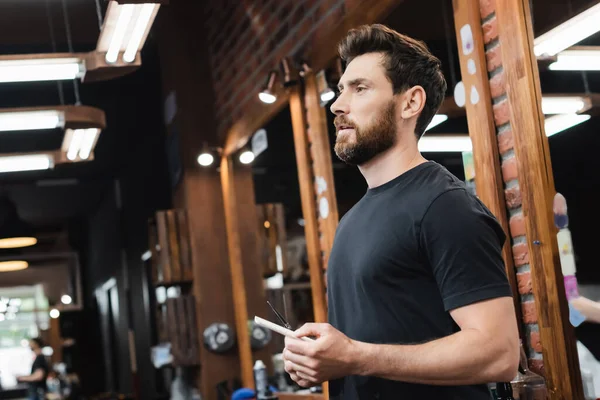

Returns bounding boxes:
[0,57,84,83]
[0,110,64,132]
[534,3,600,57]
[544,114,591,137]
[418,135,472,152]
[549,48,600,71]
[0,237,37,249]
[123,4,158,63]
[541,96,588,115]
[62,128,101,161]
[0,260,28,272]
[106,4,134,63]
[0,154,53,173]
[99,2,161,64]
[425,114,448,132]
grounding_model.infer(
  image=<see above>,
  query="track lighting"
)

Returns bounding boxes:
[317,70,336,106]
[259,71,278,104]
[197,144,221,167]
[239,150,255,165]
[280,58,298,87]
[197,153,214,166]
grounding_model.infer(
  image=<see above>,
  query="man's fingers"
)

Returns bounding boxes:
[284,348,316,367]
[295,371,318,386]
[295,322,329,338]
[288,361,318,379]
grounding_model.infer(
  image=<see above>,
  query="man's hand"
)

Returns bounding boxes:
[283,323,360,387]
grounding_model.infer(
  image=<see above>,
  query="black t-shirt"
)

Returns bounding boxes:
[30,354,48,391]
[327,161,511,400]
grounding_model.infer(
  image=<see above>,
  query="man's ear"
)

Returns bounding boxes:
[400,86,426,120]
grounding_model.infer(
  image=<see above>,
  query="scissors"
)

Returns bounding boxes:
[267,300,292,330]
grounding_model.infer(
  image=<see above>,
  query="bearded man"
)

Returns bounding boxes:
[282,24,520,400]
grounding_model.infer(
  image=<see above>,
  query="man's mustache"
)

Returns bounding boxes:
[334,117,357,130]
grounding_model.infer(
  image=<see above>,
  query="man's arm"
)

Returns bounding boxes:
[17,368,45,383]
[353,296,519,384]
[284,297,519,386]
[571,296,600,324]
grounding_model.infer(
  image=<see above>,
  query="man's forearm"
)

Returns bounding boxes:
[571,296,600,324]
[351,329,517,385]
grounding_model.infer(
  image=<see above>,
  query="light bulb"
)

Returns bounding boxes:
[239,151,255,164]
[197,153,214,166]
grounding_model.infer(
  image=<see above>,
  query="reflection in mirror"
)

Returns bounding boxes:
[249,106,317,393]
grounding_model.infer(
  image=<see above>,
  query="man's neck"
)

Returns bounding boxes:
[358,142,427,189]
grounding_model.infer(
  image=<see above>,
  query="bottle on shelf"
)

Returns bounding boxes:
[510,342,548,400]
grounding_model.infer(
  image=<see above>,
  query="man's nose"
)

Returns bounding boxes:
[330,93,348,116]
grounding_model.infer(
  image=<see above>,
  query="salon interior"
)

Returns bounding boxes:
[0,0,599,399]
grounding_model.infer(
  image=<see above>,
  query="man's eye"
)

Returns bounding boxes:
[356,86,366,93]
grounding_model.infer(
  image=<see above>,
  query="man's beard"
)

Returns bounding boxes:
[333,101,397,166]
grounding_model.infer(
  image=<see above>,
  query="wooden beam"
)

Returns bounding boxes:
[495,0,583,397]
[49,315,62,365]
[303,70,339,270]
[220,155,255,389]
[288,85,327,324]
[223,0,404,156]
[451,0,523,338]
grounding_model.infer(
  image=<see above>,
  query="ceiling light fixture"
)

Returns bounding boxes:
[239,150,255,164]
[259,71,278,104]
[49,308,60,319]
[0,261,29,272]
[0,154,54,174]
[0,56,84,83]
[541,96,589,115]
[0,238,37,248]
[534,3,600,57]
[62,128,101,161]
[549,47,600,71]
[0,110,64,132]
[0,196,37,249]
[61,295,72,305]
[425,114,449,132]
[98,1,161,64]
[316,69,336,106]
[544,114,591,137]
[197,153,214,167]
[197,143,220,167]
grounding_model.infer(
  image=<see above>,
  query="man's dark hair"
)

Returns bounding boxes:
[30,337,44,348]
[338,24,447,139]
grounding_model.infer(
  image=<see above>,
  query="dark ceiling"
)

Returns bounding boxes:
[0,0,167,292]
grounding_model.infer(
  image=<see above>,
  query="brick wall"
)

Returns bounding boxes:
[203,0,359,137]
[479,0,544,376]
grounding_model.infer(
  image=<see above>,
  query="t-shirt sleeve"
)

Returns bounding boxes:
[32,355,48,374]
[419,188,513,312]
